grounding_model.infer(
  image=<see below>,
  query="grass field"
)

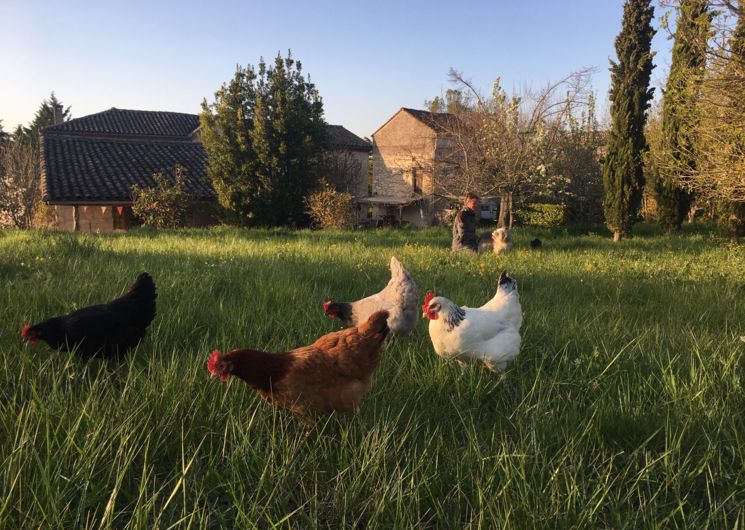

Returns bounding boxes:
[1,225,744,528]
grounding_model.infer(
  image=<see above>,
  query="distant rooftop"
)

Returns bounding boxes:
[400,108,457,133]
[373,107,458,137]
[44,108,200,139]
[41,108,367,204]
[326,124,369,151]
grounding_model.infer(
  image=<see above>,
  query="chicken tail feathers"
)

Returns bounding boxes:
[390,256,408,281]
[125,272,157,327]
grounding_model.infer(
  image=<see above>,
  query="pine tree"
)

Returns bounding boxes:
[0,120,9,143]
[653,0,711,233]
[21,92,71,146]
[603,0,656,241]
[200,52,326,226]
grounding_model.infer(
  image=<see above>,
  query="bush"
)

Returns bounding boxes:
[306,181,357,230]
[0,140,40,228]
[716,201,745,242]
[31,203,59,228]
[131,166,189,228]
[517,203,565,227]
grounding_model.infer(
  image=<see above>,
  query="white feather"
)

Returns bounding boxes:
[426,273,522,372]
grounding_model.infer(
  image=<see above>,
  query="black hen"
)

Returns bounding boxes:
[22,272,157,360]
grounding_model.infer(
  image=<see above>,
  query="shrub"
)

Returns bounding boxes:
[517,203,565,227]
[306,181,357,230]
[31,203,59,228]
[716,201,745,242]
[0,140,40,228]
[131,166,189,228]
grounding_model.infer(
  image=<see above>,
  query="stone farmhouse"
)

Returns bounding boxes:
[41,108,369,232]
[368,108,461,227]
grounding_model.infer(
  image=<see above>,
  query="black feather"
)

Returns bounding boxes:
[27,272,157,360]
[446,306,466,332]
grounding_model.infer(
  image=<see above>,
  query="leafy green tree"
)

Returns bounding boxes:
[425,89,469,114]
[603,0,656,241]
[200,52,327,226]
[652,0,712,233]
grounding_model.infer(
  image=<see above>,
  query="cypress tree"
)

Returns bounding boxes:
[603,0,656,241]
[653,0,711,233]
[26,92,71,146]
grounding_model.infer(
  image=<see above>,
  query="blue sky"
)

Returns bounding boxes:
[1,0,673,138]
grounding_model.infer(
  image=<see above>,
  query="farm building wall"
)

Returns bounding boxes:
[43,202,215,232]
[372,112,437,227]
[50,205,115,232]
[372,112,436,200]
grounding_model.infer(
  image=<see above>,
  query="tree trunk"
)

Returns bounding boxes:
[73,205,80,232]
[498,193,509,228]
[613,230,622,242]
[508,192,514,229]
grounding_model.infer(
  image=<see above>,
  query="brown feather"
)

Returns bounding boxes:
[215,310,390,421]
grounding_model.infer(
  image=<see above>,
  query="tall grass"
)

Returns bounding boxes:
[1,225,743,528]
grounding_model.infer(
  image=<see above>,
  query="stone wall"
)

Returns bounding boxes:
[372,111,436,200]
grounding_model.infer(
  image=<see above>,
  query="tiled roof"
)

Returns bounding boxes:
[42,135,214,203]
[372,107,458,138]
[327,125,369,151]
[401,108,457,133]
[44,108,200,138]
[42,108,364,204]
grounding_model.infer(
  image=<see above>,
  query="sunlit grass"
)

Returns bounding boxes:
[1,224,744,528]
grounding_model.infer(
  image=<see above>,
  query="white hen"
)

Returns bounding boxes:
[324,256,419,336]
[423,271,522,372]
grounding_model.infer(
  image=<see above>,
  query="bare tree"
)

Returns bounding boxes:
[321,149,366,196]
[656,1,745,239]
[0,140,41,228]
[429,68,596,227]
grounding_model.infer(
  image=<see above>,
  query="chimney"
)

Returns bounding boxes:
[53,104,64,125]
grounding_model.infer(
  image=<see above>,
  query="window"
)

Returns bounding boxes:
[412,168,422,194]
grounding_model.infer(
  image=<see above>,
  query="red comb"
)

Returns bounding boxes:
[422,292,436,312]
[207,350,229,381]
[21,324,39,345]
[323,301,332,312]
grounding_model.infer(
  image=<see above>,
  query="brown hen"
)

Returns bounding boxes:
[208,310,389,425]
